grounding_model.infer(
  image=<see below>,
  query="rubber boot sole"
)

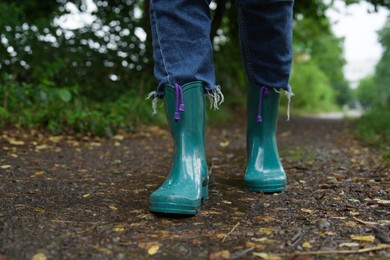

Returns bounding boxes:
[149,185,208,215]
[245,182,286,193]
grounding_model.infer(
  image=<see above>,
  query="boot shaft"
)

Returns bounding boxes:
[164,81,206,150]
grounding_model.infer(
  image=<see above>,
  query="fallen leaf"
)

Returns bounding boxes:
[82,194,91,198]
[35,171,45,176]
[349,211,360,216]
[215,233,226,239]
[378,220,390,225]
[9,140,25,145]
[258,227,273,235]
[302,241,312,248]
[109,205,118,211]
[35,144,49,150]
[148,245,160,255]
[113,135,124,140]
[252,237,269,242]
[32,253,47,260]
[245,241,265,249]
[113,227,125,232]
[374,199,390,205]
[331,217,348,220]
[209,250,230,260]
[1,165,12,169]
[219,141,230,147]
[252,252,281,260]
[339,242,360,247]
[300,208,314,214]
[350,235,375,242]
[345,221,358,227]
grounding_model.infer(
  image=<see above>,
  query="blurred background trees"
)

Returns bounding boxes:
[0,0,388,136]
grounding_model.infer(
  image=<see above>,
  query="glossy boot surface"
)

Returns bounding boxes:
[149,81,208,215]
[245,84,286,193]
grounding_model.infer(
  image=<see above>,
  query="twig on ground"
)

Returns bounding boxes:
[279,244,390,257]
[222,222,240,243]
[288,228,302,247]
[229,247,254,259]
[353,217,379,226]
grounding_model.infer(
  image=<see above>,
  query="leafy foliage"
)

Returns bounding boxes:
[0,0,373,134]
[355,17,390,161]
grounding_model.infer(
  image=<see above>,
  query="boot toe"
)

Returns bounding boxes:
[149,189,202,215]
[244,170,286,193]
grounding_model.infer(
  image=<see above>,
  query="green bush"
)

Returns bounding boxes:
[355,107,390,162]
[281,60,338,114]
[0,81,166,136]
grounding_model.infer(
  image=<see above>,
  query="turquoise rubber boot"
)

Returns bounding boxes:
[149,81,208,215]
[244,83,286,193]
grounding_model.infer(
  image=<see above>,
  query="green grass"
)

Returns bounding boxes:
[355,107,390,163]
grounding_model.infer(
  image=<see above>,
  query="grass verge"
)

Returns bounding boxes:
[354,107,390,163]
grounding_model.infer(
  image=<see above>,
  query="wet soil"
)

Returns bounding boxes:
[0,117,389,259]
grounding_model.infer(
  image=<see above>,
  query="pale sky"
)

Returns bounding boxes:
[326,0,389,87]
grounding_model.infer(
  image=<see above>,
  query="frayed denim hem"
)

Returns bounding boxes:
[146,81,224,115]
[272,83,294,121]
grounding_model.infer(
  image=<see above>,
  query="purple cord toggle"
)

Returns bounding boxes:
[174,83,185,121]
[257,86,269,123]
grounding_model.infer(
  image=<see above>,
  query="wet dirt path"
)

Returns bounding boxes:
[0,117,389,259]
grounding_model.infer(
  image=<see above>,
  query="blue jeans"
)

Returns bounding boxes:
[150,0,294,98]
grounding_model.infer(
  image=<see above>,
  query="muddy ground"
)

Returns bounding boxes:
[0,116,389,259]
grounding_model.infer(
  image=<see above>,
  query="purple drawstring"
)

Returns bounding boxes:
[174,83,185,121]
[257,86,269,123]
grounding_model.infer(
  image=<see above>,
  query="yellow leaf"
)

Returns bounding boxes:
[258,227,273,235]
[113,227,125,232]
[49,136,63,143]
[113,135,124,140]
[215,233,226,239]
[219,141,230,147]
[36,144,49,150]
[300,208,314,214]
[209,250,231,260]
[9,140,25,145]
[374,199,390,205]
[349,211,360,216]
[147,245,160,255]
[350,235,375,242]
[109,205,118,211]
[35,171,45,176]
[1,165,12,169]
[31,253,47,260]
[345,221,358,227]
[82,194,90,198]
[252,252,281,260]
[252,237,269,242]
[302,241,312,248]
[339,242,359,247]
[245,241,265,249]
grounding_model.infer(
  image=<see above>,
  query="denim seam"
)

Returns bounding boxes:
[238,2,254,83]
[151,3,171,86]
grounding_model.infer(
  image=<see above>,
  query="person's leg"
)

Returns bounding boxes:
[149,0,217,99]
[238,0,294,192]
[148,0,221,215]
